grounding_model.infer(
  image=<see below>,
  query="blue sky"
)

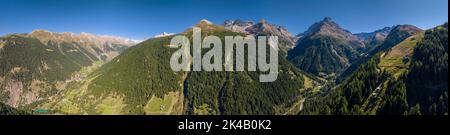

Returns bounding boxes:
[0,0,448,40]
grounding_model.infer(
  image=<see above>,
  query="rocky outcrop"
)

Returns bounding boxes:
[4,79,24,107]
[224,19,254,34]
[355,27,393,51]
[29,30,136,46]
[224,19,296,51]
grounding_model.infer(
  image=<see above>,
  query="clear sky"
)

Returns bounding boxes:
[0,0,448,40]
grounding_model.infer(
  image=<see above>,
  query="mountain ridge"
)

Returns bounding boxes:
[40,20,317,115]
[224,19,296,52]
[288,17,365,77]
[301,23,447,115]
[0,30,135,108]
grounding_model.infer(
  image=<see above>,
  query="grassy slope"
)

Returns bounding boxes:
[378,34,423,78]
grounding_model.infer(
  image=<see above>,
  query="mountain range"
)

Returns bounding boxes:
[0,31,136,108]
[302,23,447,115]
[29,20,317,115]
[0,18,447,115]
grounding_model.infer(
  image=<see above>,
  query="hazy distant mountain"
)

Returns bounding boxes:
[224,19,254,34]
[355,27,393,51]
[153,32,175,38]
[288,17,364,76]
[294,33,304,42]
[28,30,136,62]
[355,27,392,40]
[302,17,365,50]
[224,19,296,52]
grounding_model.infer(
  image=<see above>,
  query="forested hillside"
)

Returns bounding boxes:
[44,20,317,115]
[301,23,448,115]
[405,23,448,115]
[338,25,423,82]
[0,30,134,112]
[0,19,446,116]
[0,102,29,115]
[0,35,84,108]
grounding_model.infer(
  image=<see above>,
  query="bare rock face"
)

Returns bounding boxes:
[2,78,43,107]
[224,19,254,34]
[355,27,393,50]
[4,79,23,107]
[224,19,296,51]
[301,17,365,50]
[154,32,175,38]
[29,29,137,46]
[355,27,392,41]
